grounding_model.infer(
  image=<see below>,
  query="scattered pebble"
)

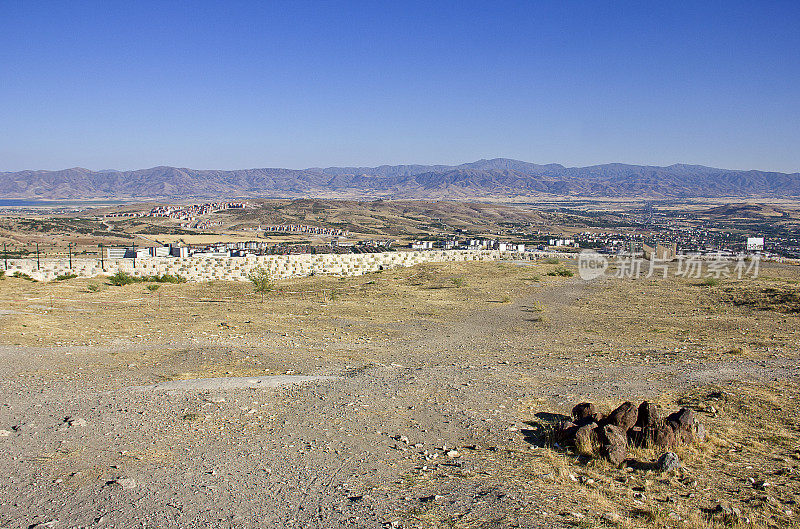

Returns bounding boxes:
[110,478,137,490]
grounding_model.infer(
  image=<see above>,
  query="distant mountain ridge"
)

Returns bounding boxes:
[2,158,799,200]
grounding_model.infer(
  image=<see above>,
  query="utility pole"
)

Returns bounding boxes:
[3,243,7,270]
[68,242,73,271]
[132,242,136,268]
[99,243,104,270]
[36,243,40,270]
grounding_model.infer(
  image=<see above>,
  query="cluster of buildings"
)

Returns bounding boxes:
[548,238,579,247]
[105,202,247,221]
[411,238,527,252]
[260,224,350,237]
[191,220,223,230]
[567,229,769,256]
[407,231,771,257]
[105,238,396,260]
[103,202,247,230]
[106,246,177,259]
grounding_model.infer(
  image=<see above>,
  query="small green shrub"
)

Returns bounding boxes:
[450,277,465,288]
[146,284,161,292]
[0,270,5,280]
[501,295,511,303]
[109,271,184,286]
[109,271,137,286]
[546,267,574,277]
[699,277,721,287]
[55,273,78,281]
[248,266,274,303]
[542,257,561,265]
[87,283,100,292]
[148,274,185,283]
[12,271,36,281]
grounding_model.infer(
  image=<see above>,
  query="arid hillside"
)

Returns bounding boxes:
[0,259,798,527]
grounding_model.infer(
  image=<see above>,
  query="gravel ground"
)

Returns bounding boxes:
[1,263,799,528]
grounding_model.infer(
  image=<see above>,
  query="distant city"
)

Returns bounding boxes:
[88,199,794,260]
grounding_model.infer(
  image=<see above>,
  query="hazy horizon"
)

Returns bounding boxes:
[3,157,800,176]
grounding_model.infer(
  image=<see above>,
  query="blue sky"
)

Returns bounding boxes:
[1,1,799,172]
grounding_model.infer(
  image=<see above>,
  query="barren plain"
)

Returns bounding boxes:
[1,258,799,528]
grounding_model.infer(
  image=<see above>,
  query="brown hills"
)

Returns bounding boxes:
[2,159,799,200]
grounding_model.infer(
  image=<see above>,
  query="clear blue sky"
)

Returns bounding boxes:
[1,1,799,172]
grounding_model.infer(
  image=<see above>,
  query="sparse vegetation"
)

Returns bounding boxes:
[109,271,186,286]
[54,273,78,281]
[699,276,721,287]
[148,274,186,284]
[109,271,136,286]
[12,271,36,281]
[450,277,465,288]
[0,235,798,528]
[546,267,574,277]
[146,284,161,292]
[542,257,560,265]
[717,282,800,313]
[248,266,274,303]
[87,283,100,292]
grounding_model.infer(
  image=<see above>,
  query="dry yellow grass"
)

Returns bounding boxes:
[2,259,799,527]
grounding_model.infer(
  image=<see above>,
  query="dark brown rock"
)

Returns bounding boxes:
[636,401,659,428]
[627,426,643,446]
[653,423,676,449]
[666,407,694,430]
[637,425,654,447]
[602,444,627,466]
[666,407,696,443]
[669,422,695,444]
[607,401,638,431]
[575,423,599,456]
[554,420,578,445]
[572,402,596,422]
[601,424,627,448]
[634,422,675,449]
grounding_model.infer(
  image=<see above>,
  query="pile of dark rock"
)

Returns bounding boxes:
[554,400,707,466]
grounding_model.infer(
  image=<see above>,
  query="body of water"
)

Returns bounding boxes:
[0,199,128,207]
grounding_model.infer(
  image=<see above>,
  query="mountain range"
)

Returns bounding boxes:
[2,159,799,200]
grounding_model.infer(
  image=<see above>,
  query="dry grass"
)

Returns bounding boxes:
[3,257,799,527]
[0,261,575,349]
[402,377,800,528]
